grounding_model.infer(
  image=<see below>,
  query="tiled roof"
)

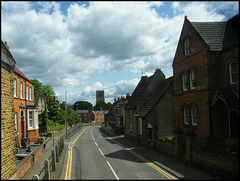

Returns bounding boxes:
[14,66,32,82]
[138,76,173,117]
[190,14,239,51]
[191,21,227,51]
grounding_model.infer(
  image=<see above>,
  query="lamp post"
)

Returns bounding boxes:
[65,91,68,138]
[52,116,55,146]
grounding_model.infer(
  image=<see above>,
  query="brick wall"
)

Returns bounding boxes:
[1,62,17,180]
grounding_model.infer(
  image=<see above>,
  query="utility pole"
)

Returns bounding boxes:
[65,91,68,138]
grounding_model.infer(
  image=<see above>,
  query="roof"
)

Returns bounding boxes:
[125,69,165,109]
[76,110,89,114]
[138,76,173,117]
[191,21,227,51]
[14,66,33,83]
[190,14,239,51]
[211,88,239,108]
[1,40,16,67]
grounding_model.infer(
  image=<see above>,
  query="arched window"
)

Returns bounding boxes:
[191,106,198,126]
[229,62,236,85]
[182,72,188,91]
[184,39,190,56]
[184,107,189,125]
[189,70,196,89]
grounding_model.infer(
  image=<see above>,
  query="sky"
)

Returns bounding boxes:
[1,1,239,106]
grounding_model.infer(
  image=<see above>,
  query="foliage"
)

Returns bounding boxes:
[94,101,112,110]
[73,101,93,111]
[67,110,79,127]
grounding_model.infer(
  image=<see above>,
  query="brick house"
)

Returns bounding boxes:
[90,109,105,123]
[124,69,166,142]
[137,76,175,149]
[13,66,39,146]
[76,110,90,123]
[34,92,47,114]
[172,14,238,175]
[1,40,17,179]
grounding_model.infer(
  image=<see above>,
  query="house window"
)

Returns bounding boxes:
[26,85,29,100]
[229,62,236,85]
[191,106,198,126]
[29,111,34,128]
[35,110,38,128]
[182,72,188,91]
[184,39,190,56]
[184,107,189,125]
[20,82,23,99]
[189,70,196,89]
[30,87,32,100]
[14,112,17,132]
[13,78,17,97]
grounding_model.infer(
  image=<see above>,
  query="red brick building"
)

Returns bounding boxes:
[13,66,39,146]
[90,109,105,124]
[172,14,239,175]
[76,110,90,123]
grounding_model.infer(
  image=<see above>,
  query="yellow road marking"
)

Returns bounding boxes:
[107,136,177,180]
[65,126,88,180]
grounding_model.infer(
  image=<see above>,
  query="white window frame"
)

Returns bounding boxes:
[184,107,189,125]
[182,73,188,91]
[189,70,196,89]
[30,87,32,100]
[14,112,17,132]
[20,82,23,99]
[13,78,17,97]
[35,110,38,129]
[229,62,236,85]
[26,85,29,100]
[29,111,34,128]
[184,39,190,56]
[191,106,198,126]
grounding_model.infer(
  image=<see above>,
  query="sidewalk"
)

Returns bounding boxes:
[21,129,67,180]
[100,125,221,180]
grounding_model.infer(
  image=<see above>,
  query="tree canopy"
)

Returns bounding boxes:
[73,101,93,111]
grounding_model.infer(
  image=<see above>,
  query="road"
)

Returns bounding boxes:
[62,126,177,180]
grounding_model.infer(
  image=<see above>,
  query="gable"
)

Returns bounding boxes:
[172,17,210,65]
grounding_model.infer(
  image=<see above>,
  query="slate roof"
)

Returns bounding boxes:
[191,21,227,51]
[190,14,239,51]
[138,76,173,117]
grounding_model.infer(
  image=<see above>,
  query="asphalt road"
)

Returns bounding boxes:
[62,126,178,180]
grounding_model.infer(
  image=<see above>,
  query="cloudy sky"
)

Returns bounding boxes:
[1,1,239,105]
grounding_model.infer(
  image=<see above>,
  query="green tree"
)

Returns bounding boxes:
[73,101,93,110]
[94,101,112,110]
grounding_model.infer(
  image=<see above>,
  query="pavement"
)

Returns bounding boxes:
[21,128,68,180]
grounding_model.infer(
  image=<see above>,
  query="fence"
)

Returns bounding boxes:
[32,123,81,180]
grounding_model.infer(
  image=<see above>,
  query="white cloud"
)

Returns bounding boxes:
[1,1,238,104]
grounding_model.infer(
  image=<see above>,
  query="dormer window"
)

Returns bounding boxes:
[229,62,236,85]
[184,39,190,56]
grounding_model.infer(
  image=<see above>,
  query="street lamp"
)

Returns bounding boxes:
[65,91,68,138]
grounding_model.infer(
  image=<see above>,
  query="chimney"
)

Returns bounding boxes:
[4,41,9,49]
[126,93,130,100]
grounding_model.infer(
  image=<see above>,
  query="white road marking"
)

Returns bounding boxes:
[98,148,105,158]
[107,161,119,180]
[95,142,98,147]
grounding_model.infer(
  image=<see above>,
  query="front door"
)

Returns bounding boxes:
[21,110,25,138]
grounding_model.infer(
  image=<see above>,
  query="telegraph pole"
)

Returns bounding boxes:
[65,91,68,138]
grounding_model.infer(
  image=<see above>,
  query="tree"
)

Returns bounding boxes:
[94,101,112,110]
[73,101,93,111]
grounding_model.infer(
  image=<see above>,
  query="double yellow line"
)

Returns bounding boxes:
[65,126,88,180]
[107,136,177,180]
